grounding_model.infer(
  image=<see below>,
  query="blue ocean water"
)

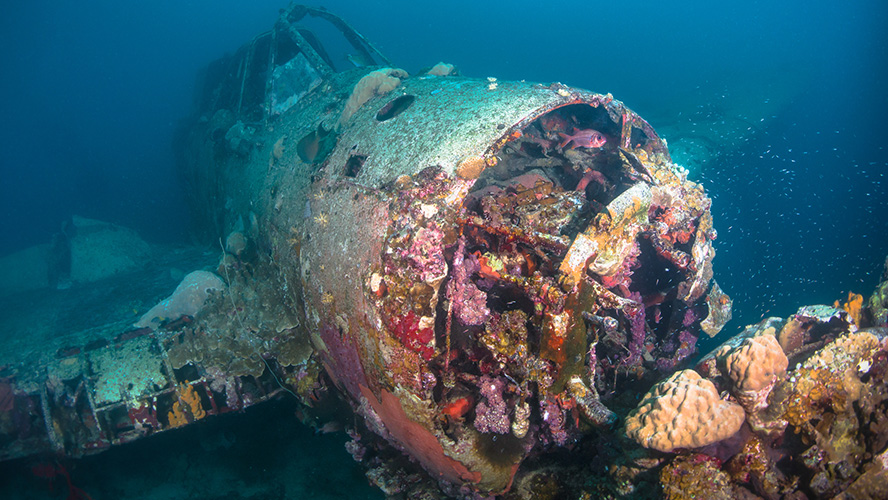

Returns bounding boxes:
[1,1,886,498]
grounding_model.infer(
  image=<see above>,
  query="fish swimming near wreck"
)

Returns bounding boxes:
[559,128,607,149]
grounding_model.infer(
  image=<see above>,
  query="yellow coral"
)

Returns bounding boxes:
[782,330,879,428]
[835,291,864,325]
[783,367,842,427]
[167,383,206,428]
[455,155,486,180]
[313,213,329,227]
[272,135,286,160]
[661,455,733,500]
[167,401,188,428]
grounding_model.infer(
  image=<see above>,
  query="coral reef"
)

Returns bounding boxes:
[16,32,888,498]
[660,454,734,500]
[624,369,746,452]
[622,284,888,500]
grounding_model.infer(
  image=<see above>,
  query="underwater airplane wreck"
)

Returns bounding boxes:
[1,4,887,498]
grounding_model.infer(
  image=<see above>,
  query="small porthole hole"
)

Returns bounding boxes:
[345,154,368,177]
[376,95,415,121]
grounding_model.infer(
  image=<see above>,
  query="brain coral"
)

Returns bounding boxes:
[720,334,788,392]
[624,369,745,452]
[717,333,788,412]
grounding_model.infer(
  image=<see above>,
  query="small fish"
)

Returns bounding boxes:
[315,421,342,434]
[558,129,607,149]
[345,53,372,68]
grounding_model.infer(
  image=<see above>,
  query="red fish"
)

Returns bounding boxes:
[558,129,607,149]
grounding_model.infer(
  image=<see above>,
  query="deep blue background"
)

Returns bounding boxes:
[1,0,886,332]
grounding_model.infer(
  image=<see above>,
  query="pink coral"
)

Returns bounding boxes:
[403,226,447,283]
[447,237,490,326]
[540,396,569,445]
[455,282,489,325]
[621,292,646,369]
[600,241,640,290]
[345,429,367,462]
[474,376,509,434]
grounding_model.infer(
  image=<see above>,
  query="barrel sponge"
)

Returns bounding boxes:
[134,270,226,329]
[624,369,745,452]
[719,334,788,392]
[338,68,408,125]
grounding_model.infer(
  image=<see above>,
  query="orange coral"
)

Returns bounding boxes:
[782,367,844,428]
[835,291,864,325]
[441,397,472,419]
[456,156,486,180]
[660,454,734,500]
[472,251,502,280]
[167,383,206,428]
[167,403,187,428]
[656,207,677,226]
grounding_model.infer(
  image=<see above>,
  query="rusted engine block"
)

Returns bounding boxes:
[0,6,731,497]
[172,18,732,487]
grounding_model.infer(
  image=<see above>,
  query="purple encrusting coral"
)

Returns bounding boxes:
[682,307,697,327]
[656,327,699,372]
[318,322,368,399]
[473,376,509,434]
[447,237,490,326]
[622,291,646,369]
[540,396,569,446]
[345,429,367,462]
[403,225,446,282]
